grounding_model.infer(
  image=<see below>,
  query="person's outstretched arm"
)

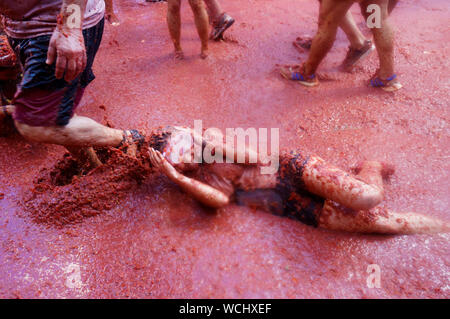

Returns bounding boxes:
[148,148,230,208]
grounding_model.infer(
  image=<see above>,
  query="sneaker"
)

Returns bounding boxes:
[369,73,402,92]
[341,40,375,71]
[211,13,235,41]
[280,65,319,87]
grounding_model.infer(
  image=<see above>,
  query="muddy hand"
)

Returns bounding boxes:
[148,148,178,179]
[46,27,87,82]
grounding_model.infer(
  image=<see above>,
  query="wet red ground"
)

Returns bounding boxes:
[0,0,449,298]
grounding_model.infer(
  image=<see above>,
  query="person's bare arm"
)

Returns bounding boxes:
[105,0,120,25]
[148,148,230,208]
[46,0,87,82]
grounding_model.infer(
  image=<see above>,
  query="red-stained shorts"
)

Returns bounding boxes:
[8,19,104,127]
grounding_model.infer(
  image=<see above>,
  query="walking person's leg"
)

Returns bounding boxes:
[203,0,235,40]
[281,0,354,86]
[167,0,183,59]
[188,0,210,58]
[360,0,402,91]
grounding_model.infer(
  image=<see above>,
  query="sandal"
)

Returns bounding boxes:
[341,40,375,71]
[211,13,235,41]
[280,65,319,87]
[118,129,145,147]
[370,73,402,92]
[117,129,146,156]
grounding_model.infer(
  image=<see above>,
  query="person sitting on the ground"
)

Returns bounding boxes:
[0,0,144,168]
[167,0,210,59]
[281,0,402,92]
[145,126,449,234]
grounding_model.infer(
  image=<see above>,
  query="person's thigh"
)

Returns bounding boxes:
[359,0,389,20]
[318,0,355,27]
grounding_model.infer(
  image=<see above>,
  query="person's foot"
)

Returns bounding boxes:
[369,72,402,92]
[280,64,319,87]
[200,48,209,59]
[105,12,120,26]
[353,161,395,180]
[118,130,146,157]
[210,13,235,41]
[340,40,375,71]
[174,50,184,60]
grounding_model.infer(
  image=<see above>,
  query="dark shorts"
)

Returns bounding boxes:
[8,18,104,127]
[235,151,323,227]
[275,151,324,227]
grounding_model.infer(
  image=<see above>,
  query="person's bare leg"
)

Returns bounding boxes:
[303,0,354,76]
[14,115,127,167]
[360,0,394,78]
[293,10,367,56]
[301,156,384,211]
[388,0,399,14]
[203,0,222,24]
[319,162,450,234]
[188,0,209,58]
[320,202,450,234]
[167,0,184,59]
[14,115,124,147]
[340,10,366,50]
[4,108,141,166]
[66,146,103,168]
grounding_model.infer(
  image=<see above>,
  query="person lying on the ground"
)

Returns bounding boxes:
[105,0,120,26]
[0,0,144,168]
[167,0,209,59]
[146,126,449,234]
[281,0,402,92]
[203,0,235,41]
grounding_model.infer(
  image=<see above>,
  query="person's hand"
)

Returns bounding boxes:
[106,11,120,26]
[148,147,179,180]
[46,26,87,82]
